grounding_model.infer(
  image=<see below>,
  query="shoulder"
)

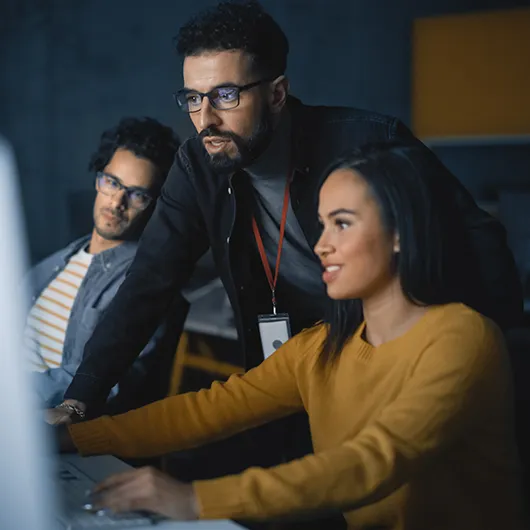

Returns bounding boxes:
[290,97,399,133]
[34,235,90,270]
[413,303,507,370]
[174,136,208,176]
[426,303,502,341]
[294,322,328,346]
[283,323,328,368]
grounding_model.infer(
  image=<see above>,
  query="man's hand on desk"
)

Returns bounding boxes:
[90,466,199,521]
[45,399,87,426]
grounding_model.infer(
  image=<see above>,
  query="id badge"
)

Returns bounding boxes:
[257,313,292,359]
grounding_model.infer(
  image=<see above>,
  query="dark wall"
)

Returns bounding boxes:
[1,0,529,262]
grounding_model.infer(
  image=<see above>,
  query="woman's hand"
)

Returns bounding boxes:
[91,467,199,521]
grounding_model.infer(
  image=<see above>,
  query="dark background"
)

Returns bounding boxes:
[0,0,529,263]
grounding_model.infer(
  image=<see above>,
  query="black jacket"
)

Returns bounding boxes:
[65,97,522,408]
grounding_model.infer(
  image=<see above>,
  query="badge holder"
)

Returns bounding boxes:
[258,312,292,359]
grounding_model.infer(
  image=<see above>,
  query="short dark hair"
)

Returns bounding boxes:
[88,117,179,184]
[319,142,469,367]
[175,1,289,78]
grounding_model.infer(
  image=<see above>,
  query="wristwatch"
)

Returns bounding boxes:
[55,402,86,419]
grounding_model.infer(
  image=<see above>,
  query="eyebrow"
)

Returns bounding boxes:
[317,208,358,221]
[100,172,152,194]
[101,171,122,184]
[328,208,357,217]
[182,82,241,92]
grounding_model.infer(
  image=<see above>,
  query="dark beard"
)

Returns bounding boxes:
[94,207,150,242]
[199,107,274,172]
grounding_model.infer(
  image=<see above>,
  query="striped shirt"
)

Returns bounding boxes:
[25,247,93,372]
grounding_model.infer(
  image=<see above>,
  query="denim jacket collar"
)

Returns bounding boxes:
[61,235,138,270]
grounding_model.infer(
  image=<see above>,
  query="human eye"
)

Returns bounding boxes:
[216,87,238,102]
[335,218,351,230]
[186,92,202,107]
[129,190,151,209]
[104,175,120,189]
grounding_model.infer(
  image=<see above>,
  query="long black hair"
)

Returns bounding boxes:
[318,142,467,367]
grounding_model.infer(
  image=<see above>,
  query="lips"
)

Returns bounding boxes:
[322,264,342,284]
[101,210,122,223]
[203,137,231,152]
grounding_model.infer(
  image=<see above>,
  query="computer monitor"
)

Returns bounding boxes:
[0,137,57,530]
[0,137,243,530]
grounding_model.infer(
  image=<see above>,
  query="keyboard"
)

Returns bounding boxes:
[57,460,155,528]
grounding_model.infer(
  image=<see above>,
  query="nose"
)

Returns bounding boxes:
[109,189,128,211]
[314,228,334,261]
[198,98,222,131]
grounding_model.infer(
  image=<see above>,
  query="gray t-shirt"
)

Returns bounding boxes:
[246,111,326,321]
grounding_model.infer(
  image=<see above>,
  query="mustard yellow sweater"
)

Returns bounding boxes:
[69,304,525,529]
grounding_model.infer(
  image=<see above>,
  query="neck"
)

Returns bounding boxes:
[361,279,428,347]
[246,108,290,177]
[88,228,122,255]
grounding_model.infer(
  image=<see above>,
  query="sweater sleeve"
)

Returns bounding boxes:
[193,315,510,520]
[68,329,315,457]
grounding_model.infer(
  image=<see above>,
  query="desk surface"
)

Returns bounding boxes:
[61,454,243,529]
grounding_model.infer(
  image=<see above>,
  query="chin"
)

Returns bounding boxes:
[208,153,241,172]
[326,286,345,300]
[326,284,360,301]
[95,225,127,241]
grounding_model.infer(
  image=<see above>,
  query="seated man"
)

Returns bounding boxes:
[24,117,186,414]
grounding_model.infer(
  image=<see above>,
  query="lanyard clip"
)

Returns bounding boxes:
[271,289,277,315]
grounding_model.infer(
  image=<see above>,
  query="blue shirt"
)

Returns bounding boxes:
[24,235,187,412]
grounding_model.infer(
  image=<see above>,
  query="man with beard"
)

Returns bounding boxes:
[56,0,520,486]
[26,117,186,414]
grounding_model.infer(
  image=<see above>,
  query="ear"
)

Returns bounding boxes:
[393,233,400,253]
[268,75,289,114]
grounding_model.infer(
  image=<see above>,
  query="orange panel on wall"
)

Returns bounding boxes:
[412,8,530,141]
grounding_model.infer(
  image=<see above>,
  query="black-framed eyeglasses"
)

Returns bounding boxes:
[173,79,271,113]
[95,172,154,211]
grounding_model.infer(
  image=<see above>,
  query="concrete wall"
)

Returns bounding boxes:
[1,0,529,261]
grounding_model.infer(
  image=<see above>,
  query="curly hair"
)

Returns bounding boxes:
[175,0,289,78]
[88,117,179,182]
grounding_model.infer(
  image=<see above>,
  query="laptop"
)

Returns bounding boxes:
[0,137,241,529]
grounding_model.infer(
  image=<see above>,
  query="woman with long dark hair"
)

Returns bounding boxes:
[62,143,525,529]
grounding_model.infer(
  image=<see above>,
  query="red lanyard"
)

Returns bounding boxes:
[251,174,292,315]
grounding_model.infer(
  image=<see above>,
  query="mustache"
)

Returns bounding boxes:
[199,128,237,141]
[101,207,125,220]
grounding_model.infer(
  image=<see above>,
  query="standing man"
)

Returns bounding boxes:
[57,0,520,468]
[27,117,186,414]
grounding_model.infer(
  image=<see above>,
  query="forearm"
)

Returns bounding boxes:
[193,427,404,520]
[69,365,303,458]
